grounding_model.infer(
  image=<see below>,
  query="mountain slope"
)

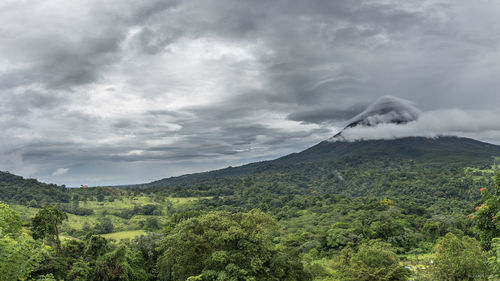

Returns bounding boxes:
[133,95,500,193]
[277,136,500,164]
[137,136,500,190]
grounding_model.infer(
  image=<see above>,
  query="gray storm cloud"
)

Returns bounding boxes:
[2,0,500,185]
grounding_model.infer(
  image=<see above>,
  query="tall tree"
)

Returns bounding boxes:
[32,205,68,252]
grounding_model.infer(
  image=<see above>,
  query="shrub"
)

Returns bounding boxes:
[432,233,489,280]
[338,239,410,281]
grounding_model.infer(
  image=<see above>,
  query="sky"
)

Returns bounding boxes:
[2,0,500,186]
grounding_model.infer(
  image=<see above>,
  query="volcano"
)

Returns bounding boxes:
[131,96,500,189]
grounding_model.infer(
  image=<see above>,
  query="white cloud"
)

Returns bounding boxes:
[52,168,69,177]
[337,109,500,143]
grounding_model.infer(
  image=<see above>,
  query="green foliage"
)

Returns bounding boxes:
[432,233,489,281]
[326,222,359,249]
[94,217,114,234]
[473,172,500,248]
[83,235,110,260]
[67,258,92,281]
[32,205,68,251]
[162,210,202,234]
[0,202,22,235]
[0,204,46,281]
[0,171,70,204]
[33,274,57,281]
[31,253,68,280]
[144,217,160,231]
[487,238,500,278]
[130,233,163,276]
[0,233,47,281]
[116,204,160,219]
[337,240,411,281]
[95,245,149,281]
[158,209,311,281]
[62,239,86,266]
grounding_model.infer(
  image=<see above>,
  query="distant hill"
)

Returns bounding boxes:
[0,171,70,204]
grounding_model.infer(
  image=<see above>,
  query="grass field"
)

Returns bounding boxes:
[81,196,157,216]
[69,196,204,232]
[102,230,147,241]
[464,167,496,181]
[10,205,39,221]
[13,196,206,239]
[81,196,204,216]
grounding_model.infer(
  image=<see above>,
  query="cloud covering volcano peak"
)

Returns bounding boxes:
[347,96,421,127]
[329,95,500,143]
[331,96,421,140]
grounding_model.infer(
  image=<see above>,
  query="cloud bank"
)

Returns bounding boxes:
[2,0,500,185]
[338,109,500,143]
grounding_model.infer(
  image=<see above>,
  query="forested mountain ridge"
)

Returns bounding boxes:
[279,136,500,164]
[0,171,70,204]
[133,136,500,193]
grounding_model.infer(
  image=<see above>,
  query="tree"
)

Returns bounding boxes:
[145,217,160,231]
[67,258,92,281]
[326,222,362,249]
[338,239,411,281]
[0,202,22,235]
[158,209,311,281]
[32,205,68,252]
[94,217,114,234]
[96,194,105,202]
[94,245,149,281]
[433,233,489,281]
[32,274,58,281]
[130,233,163,276]
[0,204,46,281]
[473,172,500,248]
[62,239,86,265]
[83,235,110,261]
[30,253,68,281]
[486,237,500,278]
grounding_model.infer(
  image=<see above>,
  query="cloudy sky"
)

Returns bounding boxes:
[2,0,500,186]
